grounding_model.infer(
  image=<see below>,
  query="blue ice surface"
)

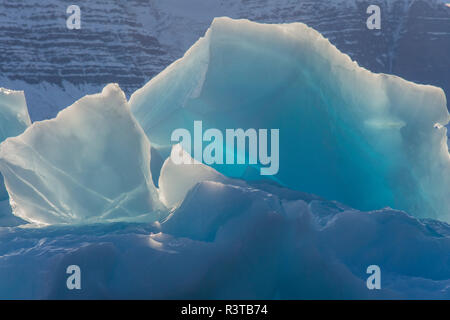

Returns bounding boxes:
[130,17,450,221]
[0,178,449,299]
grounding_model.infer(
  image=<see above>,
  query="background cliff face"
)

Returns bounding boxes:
[0,0,448,121]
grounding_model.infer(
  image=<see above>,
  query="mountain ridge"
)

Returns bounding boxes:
[0,0,448,120]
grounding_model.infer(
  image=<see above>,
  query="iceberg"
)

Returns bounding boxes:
[159,144,231,208]
[0,88,31,200]
[0,84,163,225]
[0,17,448,300]
[0,88,31,144]
[0,88,31,225]
[130,17,450,221]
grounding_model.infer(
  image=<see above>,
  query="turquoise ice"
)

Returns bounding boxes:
[130,17,450,221]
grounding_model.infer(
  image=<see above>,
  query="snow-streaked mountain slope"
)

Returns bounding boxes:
[0,0,448,121]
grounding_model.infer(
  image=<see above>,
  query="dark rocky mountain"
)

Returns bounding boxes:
[0,0,448,121]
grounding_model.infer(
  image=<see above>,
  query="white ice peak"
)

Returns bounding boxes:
[0,84,163,224]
